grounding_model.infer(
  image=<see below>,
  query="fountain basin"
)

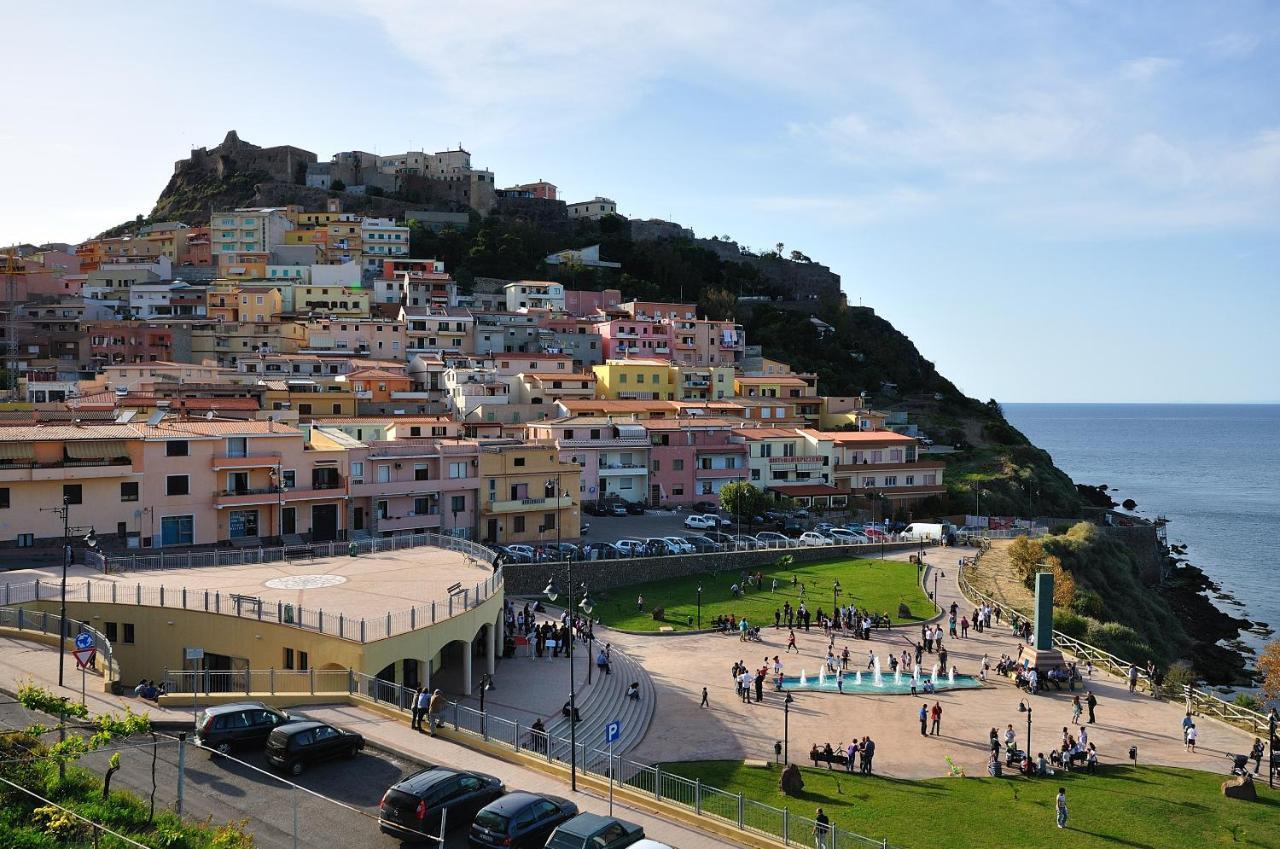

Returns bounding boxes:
[779,673,983,695]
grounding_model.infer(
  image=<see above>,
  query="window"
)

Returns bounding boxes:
[332,403,342,414]
[160,515,193,546]
[862,476,876,487]
[283,648,295,670]
[120,482,139,502]
[17,533,33,547]
[513,516,525,533]
[282,507,296,535]
[414,464,429,481]
[377,465,391,484]
[166,475,189,496]
[0,488,8,509]
[350,462,363,481]
[63,484,82,505]
[884,476,898,486]
[104,622,117,642]
[451,495,465,514]
[228,509,259,538]
[166,440,189,457]
[513,457,525,467]
[923,473,937,485]
[448,461,467,479]
[905,475,915,486]
[122,623,135,644]
[673,459,684,471]
[226,437,247,458]
[651,460,660,472]
[414,497,432,515]
[543,513,556,531]
[282,470,296,489]
[298,651,309,671]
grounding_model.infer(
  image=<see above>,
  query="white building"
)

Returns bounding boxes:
[503,280,565,312]
[210,208,293,265]
[360,218,410,270]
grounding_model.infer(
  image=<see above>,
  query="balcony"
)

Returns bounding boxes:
[694,466,745,479]
[597,463,647,476]
[352,477,446,497]
[213,483,345,508]
[367,440,473,459]
[212,453,282,470]
[376,512,443,532]
[483,494,573,514]
[0,459,134,482]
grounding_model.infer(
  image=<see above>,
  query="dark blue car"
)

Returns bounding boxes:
[467,791,578,848]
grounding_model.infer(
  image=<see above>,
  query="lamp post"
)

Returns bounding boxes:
[783,693,795,764]
[696,584,703,630]
[832,580,841,614]
[931,569,946,613]
[1026,703,1033,758]
[43,496,98,688]
[1269,708,1277,789]
[478,673,493,713]
[545,571,593,793]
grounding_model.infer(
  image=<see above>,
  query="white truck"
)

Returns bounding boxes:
[901,522,950,541]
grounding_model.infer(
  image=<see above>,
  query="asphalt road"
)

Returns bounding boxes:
[0,701,461,848]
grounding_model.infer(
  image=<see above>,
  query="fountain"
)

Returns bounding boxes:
[818,667,827,686]
[948,667,955,686]
[872,656,884,688]
[894,668,901,685]
[855,670,862,686]
[799,670,808,687]
[931,663,940,685]
[913,666,920,683]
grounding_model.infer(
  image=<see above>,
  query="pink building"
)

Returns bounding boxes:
[563,288,621,317]
[620,301,697,321]
[642,419,748,505]
[526,417,650,505]
[596,318,673,360]
[345,437,480,539]
[668,318,744,365]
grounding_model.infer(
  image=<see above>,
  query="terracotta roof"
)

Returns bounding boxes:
[813,430,917,443]
[346,368,409,380]
[640,418,745,430]
[736,376,808,385]
[0,424,142,441]
[560,400,679,412]
[731,427,806,440]
[522,372,596,380]
[138,420,300,437]
[317,416,453,425]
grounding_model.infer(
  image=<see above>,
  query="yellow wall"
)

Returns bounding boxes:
[591,362,676,400]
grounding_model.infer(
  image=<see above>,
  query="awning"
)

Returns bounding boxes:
[65,440,129,460]
[0,443,34,461]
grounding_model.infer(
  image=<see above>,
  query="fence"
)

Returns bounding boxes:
[89,531,495,574]
[955,554,1272,736]
[0,605,117,686]
[341,670,898,849]
[2,564,502,645]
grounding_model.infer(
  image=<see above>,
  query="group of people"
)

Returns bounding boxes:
[809,736,877,773]
[776,601,813,632]
[132,679,166,700]
[732,658,769,703]
[410,687,445,735]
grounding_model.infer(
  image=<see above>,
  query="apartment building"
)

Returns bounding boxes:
[823,430,946,505]
[596,318,673,360]
[567,197,619,220]
[643,419,748,505]
[526,417,649,505]
[503,281,564,312]
[360,218,410,270]
[477,441,580,545]
[591,359,675,401]
[406,308,475,356]
[732,427,835,491]
[210,209,292,266]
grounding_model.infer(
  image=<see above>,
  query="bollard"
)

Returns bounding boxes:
[176,732,187,815]
[737,794,744,829]
[360,618,366,643]
[270,668,275,695]
[182,587,187,609]
[310,668,316,695]
[654,766,662,800]
[783,807,789,845]
[695,779,702,815]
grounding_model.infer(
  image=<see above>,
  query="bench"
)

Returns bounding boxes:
[810,750,849,768]
[229,593,262,616]
[229,536,262,549]
[743,759,771,768]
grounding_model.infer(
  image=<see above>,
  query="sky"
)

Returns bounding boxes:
[2,1,1277,403]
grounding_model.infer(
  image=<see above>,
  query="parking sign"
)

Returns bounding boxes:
[605,720,621,744]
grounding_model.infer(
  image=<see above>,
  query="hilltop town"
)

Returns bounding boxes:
[0,132,1081,555]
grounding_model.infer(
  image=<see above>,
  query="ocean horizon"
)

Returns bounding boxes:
[1004,403,1277,659]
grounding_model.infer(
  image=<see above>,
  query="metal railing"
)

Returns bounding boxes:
[333,670,897,849]
[955,553,1271,735]
[88,531,495,574]
[550,538,928,564]
[0,606,117,685]
[4,551,501,646]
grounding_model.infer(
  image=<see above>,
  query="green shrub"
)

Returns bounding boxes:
[1085,620,1152,662]
[1053,610,1089,638]
[1071,589,1105,618]
[1232,692,1263,711]
[1161,661,1197,699]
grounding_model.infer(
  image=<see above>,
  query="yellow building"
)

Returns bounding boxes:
[260,380,358,418]
[296,284,370,317]
[325,219,363,266]
[734,374,816,399]
[591,358,676,401]
[672,364,734,401]
[477,441,580,545]
[236,286,284,323]
[191,320,308,367]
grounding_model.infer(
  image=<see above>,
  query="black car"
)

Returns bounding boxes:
[545,813,644,849]
[195,702,302,756]
[682,534,722,553]
[264,720,363,775]
[468,791,577,849]
[624,501,646,515]
[692,500,721,513]
[582,502,608,517]
[495,545,532,564]
[380,767,505,841]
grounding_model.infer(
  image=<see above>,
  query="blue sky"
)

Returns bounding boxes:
[2,1,1277,403]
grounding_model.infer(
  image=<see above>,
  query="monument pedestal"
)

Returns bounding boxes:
[1022,646,1066,672]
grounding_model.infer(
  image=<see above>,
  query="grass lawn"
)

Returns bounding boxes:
[591,556,932,632]
[662,760,1280,849]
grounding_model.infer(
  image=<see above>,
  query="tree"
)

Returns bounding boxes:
[330,179,346,191]
[698,287,736,321]
[1007,536,1044,584]
[789,250,812,263]
[720,482,769,529]
[1260,640,1280,701]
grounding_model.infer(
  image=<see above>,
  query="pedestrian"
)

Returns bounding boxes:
[1128,663,1139,694]
[1185,722,1198,753]
[411,686,425,731]
[1056,787,1068,829]
[637,594,645,612]
[755,669,765,702]
[1071,696,1082,726]
[862,736,875,774]
[930,701,942,736]
[700,687,709,708]
[426,688,444,736]
[786,629,798,653]
[918,703,928,737]
[1086,690,1097,724]
[775,609,781,629]
[813,807,830,849]
[1181,712,1194,744]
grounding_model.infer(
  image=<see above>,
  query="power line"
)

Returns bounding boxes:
[0,774,153,848]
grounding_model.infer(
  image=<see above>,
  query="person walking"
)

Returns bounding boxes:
[813,807,830,849]
[1071,695,1082,726]
[786,629,799,653]
[1128,663,1139,694]
[1181,712,1194,744]
[1185,722,1198,753]
[411,686,426,731]
[930,701,943,736]
[1055,787,1068,829]
[862,736,875,774]
[919,703,928,736]
[700,687,709,708]
[426,688,445,736]
[1086,690,1097,724]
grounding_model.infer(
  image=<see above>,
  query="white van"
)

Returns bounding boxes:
[902,522,948,541]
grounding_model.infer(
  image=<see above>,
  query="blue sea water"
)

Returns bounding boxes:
[1003,404,1280,650]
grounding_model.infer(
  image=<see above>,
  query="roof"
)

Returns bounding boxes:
[640,418,745,430]
[736,376,808,385]
[522,372,596,380]
[137,420,300,438]
[769,484,843,496]
[600,358,670,367]
[560,400,680,413]
[495,352,573,360]
[346,369,409,380]
[0,424,141,442]
[731,427,805,440]
[316,416,453,425]
[813,429,917,444]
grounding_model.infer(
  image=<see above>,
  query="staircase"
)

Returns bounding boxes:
[542,640,655,774]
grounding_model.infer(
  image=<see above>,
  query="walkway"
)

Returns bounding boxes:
[600,546,1258,779]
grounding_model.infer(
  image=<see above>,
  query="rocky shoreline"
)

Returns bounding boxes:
[1160,555,1265,686]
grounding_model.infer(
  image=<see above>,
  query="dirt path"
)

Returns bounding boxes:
[961,539,1034,613]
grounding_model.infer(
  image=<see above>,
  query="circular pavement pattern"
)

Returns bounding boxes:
[263,574,349,590]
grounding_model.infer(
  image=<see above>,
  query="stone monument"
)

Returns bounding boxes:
[1022,571,1066,671]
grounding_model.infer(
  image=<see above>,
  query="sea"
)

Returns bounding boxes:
[1003,403,1280,654]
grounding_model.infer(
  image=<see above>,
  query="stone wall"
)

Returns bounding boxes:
[502,542,925,596]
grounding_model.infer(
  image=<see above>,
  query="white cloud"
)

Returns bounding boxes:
[1206,32,1262,58]
[1121,56,1178,82]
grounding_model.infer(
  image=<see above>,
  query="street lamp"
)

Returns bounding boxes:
[832,580,841,613]
[696,585,703,630]
[45,496,98,688]
[544,573,580,792]
[1018,700,1033,758]
[1269,708,1277,789]
[581,586,595,685]
[933,569,946,612]
[783,693,795,764]
[478,673,494,712]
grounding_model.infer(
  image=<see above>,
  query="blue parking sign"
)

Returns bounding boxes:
[605,720,621,744]
[75,633,93,650]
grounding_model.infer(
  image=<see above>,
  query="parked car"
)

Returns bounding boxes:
[692,500,721,513]
[582,542,621,560]
[493,545,532,564]
[827,528,866,544]
[798,531,834,547]
[624,501,647,515]
[862,527,890,540]
[642,537,679,556]
[379,767,505,841]
[661,536,696,554]
[780,518,806,536]
[729,534,759,550]
[264,721,362,776]
[754,531,796,549]
[705,531,737,547]
[506,544,536,561]
[682,535,722,553]
[815,522,836,533]
[614,538,647,556]
[545,813,645,849]
[608,503,629,517]
[683,514,717,530]
[195,702,303,756]
[582,502,608,517]
[468,792,578,849]
[543,542,579,559]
